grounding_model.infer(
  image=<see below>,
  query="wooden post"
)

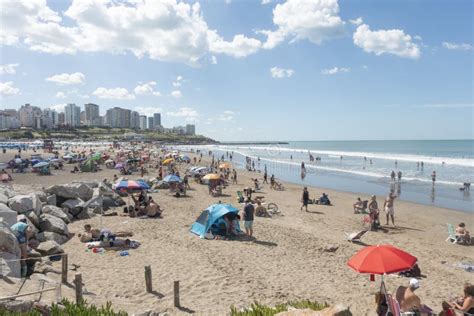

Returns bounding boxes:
[173,281,180,307]
[144,266,152,293]
[61,254,68,284]
[74,273,83,304]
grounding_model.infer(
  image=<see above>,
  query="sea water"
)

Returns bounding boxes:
[181,140,474,213]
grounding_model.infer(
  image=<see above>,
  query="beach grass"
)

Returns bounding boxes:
[230,300,328,316]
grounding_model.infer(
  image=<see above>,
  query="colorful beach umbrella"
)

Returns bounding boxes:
[33,161,49,168]
[347,244,417,275]
[202,173,220,180]
[163,174,181,183]
[218,162,232,169]
[115,179,150,191]
[162,158,174,165]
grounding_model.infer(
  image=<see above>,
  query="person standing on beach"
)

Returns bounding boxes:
[301,187,310,211]
[398,171,402,182]
[383,192,397,226]
[270,174,275,189]
[232,169,237,184]
[243,199,255,237]
[391,170,396,182]
[263,171,268,184]
[431,171,436,185]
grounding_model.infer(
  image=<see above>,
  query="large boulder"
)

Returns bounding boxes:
[0,203,17,226]
[8,194,42,214]
[0,186,16,198]
[39,214,69,236]
[42,205,71,224]
[24,210,40,228]
[319,305,352,316]
[0,222,21,277]
[36,240,63,256]
[0,300,34,313]
[0,192,9,205]
[46,183,93,201]
[46,194,57,206]
[37,231,70,245]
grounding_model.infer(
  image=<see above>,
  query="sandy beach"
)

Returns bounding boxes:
[1,148,473,315]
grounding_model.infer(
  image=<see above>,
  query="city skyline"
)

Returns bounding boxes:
[0,0,472,141]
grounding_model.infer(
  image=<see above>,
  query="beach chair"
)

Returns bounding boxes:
[344,230,367,243]
[446,223,460,244]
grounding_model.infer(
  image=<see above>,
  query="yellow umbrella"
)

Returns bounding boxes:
[162,158,174,165]
[202,173,220,180]
[218,162,232,169]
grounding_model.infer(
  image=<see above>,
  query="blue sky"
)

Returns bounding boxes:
[0,0,472,141]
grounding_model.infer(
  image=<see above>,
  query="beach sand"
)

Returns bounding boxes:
[1,149,473,315]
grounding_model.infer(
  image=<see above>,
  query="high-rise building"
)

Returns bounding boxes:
[130,111,140,129]
[84,103,100,126]
[148,117,154,130]
[64,103,81,127]
[58,112,65,125]
[18,104,42,128]
[153,113,161,128]
[105,107,132,128]
[139,115,147,130]
[42,109,59,129]
[185,124,196,135]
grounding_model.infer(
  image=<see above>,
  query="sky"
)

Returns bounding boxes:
[0,0,473,141]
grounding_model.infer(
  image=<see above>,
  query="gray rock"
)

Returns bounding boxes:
[0,300,34,313]
[46,183,93,201]
[37,231,70,245]
[8,193,42,214]
[42,205,71,224]
[0,193,9,205]
[39,214,69,236]
[46,194,57,206]
[83,196,103,209]
[24,210,40,228]
[36,240,63,256]
[0,186,16,198]
[0,222,21,277]
[35,191,47,203]
[0,203,17,226]
[76,209,95,220]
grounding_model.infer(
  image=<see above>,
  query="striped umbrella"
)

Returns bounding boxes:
[163,174,181,183]
[115,179,150,191]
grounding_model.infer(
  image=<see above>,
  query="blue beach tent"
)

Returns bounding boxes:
[190,204,239,238]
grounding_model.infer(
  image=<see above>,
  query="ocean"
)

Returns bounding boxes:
[180,140,474,213]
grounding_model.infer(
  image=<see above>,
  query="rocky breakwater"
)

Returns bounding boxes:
[0,181,124,278]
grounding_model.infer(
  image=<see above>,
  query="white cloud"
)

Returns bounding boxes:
[170,90,183,98]
[92,87,135,100]
[46,72,85,85]
[442,42,473,51]
[321,67,350,75]
[353,24,420,59]
[172,76,183,87]
[270,66,294,78]
[0,63,20,75]
[134,81,161,96]
[132,106,164,117]
[55,91,66,99]
[0,82,20,96]
[260,0,345,49]
[422,103,474,109]
[210,56,217,64]
[208,33,262,58]
[0,0,262,66]
[49,103,66,112]
[349,17,363,26]
[217,110,236,121]
[262,0,272,4]
[167,107,199,122]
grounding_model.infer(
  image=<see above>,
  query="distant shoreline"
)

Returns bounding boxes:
[217,141,289,145]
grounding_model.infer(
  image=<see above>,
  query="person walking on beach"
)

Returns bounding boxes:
[301,187,310,212]
[398,171,402,182]
[263,171,268,184]
[243,199,255,237]
[232,169,237,184]
[384,192,397,226]
[431,171,436,185]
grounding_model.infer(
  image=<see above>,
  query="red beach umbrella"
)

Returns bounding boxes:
[347,244,417,275]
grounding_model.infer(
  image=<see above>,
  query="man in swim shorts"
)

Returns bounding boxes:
[384,192,397,226]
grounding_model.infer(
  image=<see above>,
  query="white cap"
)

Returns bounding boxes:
[409,278,420,289]
[17,214,27,222]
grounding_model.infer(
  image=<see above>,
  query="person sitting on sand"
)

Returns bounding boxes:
[456,223,471,244]
[113,174,118,183]
[255,201,271,217]
[79,224,133,242]
[441,284,474,316]
[353,197,365,213]
[318,193,331,205]
[395,279,422,313]
[145,197,162,217]
[71,166,79,173]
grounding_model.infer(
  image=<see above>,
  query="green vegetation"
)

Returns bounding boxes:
[0,299,127,316]
[0,128,216,144]
[230,300,328,316]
